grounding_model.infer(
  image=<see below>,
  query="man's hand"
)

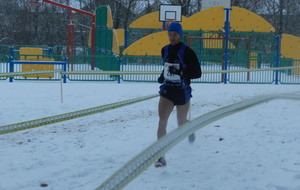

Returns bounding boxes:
[157,72,164,83]
[168,66,182,76]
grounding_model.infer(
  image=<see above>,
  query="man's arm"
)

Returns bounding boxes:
[183,47,202,79]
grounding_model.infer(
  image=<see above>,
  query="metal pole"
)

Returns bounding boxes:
[199,31,203,66]
[60,72,64,103]
[247,38,251,81]
[162,21,166,30]
[275,35,282,85]
[223,8,232,84]
[9,57,13,82]
[91,15,96,70]
[118,57,121,84]
[63,58,67,83]
[43,0,93,17]
[124,29,129,49]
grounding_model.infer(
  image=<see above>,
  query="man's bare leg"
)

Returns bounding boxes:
[157,96,174,139]
[176,101,195,143]
[155,96,174,167]
[176,101,190,126]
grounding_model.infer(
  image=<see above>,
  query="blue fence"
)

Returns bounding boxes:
[1,54,300,84]
[8,60,67,83]
[0,54,9,80]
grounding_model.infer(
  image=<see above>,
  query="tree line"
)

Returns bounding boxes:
[0,0,299,46]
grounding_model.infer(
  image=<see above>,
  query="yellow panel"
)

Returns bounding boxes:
[201,33,235,49]
[281,33,300,76]
[88,28,91,47]
[20,47,43,60]
[41,58,55,61]
[182,6,224,31]
[112,29,120,55]
[87,10,96,47]
[20,47,54,78]
[249,52,258,68]
[116,29,125,46]
[293,61,300,76]
[107,6,113,28]
[182,6,275,32]
[281,33,300,59]
[22,64,54,78]
[230,6,275,32]
[202,39,235,49]
[122,31,236,56]
[129,11,188,29]
[122,31,169,56]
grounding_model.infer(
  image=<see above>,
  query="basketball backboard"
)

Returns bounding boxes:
[201,0,231,10]
[159,4,182,22]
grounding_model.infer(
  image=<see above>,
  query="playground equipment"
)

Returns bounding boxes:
[27,0,121,71]
[122,5,300,84]
[124,6,276,56]
[28,0,95,64]
[7,45,66,82]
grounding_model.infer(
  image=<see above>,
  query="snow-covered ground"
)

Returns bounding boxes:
[1,80,300,190]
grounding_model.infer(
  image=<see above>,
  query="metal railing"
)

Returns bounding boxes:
[2,66,300,84]
[1,52,300,84]
[0,54,9,80]
[8,59,67,82]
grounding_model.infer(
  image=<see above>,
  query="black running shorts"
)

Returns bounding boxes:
[159,84,192,105]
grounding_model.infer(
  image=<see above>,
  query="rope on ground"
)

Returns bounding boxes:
[96,93,300,190]
[0,94,158,135]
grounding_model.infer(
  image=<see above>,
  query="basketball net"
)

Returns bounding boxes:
[165,19,176,30]
[28,1,42,12]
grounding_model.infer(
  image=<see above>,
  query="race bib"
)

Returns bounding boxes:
[163,62,181,82]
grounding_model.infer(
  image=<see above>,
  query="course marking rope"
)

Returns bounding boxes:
[61,66,300,76]
[96,93,300,190]
[62,71,161,75]
[1,66,299,78]
[203,66,300,74]
[0,70,61,78]
[0,94,158,135]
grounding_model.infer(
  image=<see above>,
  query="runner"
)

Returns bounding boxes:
[155,22,202,167]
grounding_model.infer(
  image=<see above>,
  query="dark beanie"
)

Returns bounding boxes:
[168,22,183,36]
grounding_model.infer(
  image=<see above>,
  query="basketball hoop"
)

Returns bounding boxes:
[159,5,182,22]
[165,19,176,30]
[28,0,42,12]
[159,5,182,30]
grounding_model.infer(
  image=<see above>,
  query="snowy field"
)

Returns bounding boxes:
[1,80,300,190]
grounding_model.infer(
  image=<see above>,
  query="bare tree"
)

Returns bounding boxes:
[1,0,300,47]
[231,0,265,12]
[232,0,300,37]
